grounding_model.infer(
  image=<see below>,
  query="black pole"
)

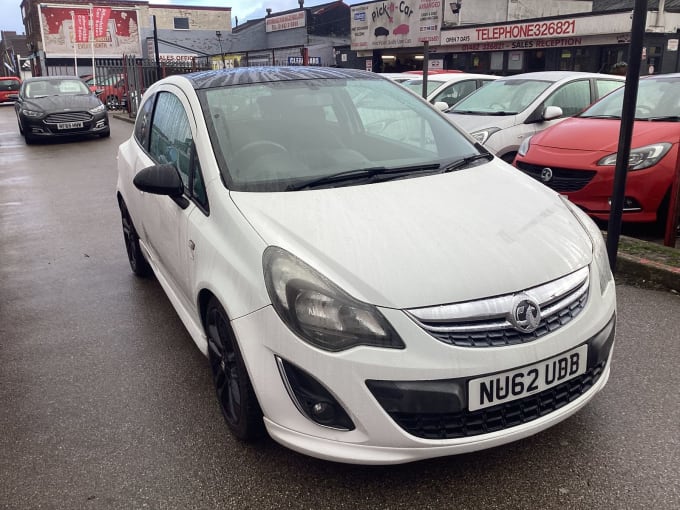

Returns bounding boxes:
[422,41,429,99]
[606,0,648,272]
[152,15,161,81]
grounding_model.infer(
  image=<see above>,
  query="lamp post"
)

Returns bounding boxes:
[152,15,161,81]
[216,30,226,69]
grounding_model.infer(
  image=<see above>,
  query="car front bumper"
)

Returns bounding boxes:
[20,111,109,138]
[231,266,616,464]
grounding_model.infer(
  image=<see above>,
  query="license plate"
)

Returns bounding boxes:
[468,344,588,411]
[57,121,83,129]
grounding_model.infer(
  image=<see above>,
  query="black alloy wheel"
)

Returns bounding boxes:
[106,95,120,110]
[119,200,151,277]
[206,297,264,441]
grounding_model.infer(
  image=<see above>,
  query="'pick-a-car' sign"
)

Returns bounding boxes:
[351,0,442,50]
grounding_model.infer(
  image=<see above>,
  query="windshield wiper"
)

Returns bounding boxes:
[442,153,494,173]
[580,115,621,119]
[450,110,518,115]
[286,164,441,191]
[646,116,680,122]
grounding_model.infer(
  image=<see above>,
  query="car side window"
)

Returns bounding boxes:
[134,94,155,149]
[148,91,209,213]
[433,81,477,107]
[596,79,624,99]
[544,80,591,117]
[149,92,193,188]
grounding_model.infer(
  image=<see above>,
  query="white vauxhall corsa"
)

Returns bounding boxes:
[116,67,616,465]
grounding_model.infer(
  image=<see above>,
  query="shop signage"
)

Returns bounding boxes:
[39,4,141,58]
[441,12,632,46]
[266,10,306,32]
[351,0,442,50]
[440,33,631,53]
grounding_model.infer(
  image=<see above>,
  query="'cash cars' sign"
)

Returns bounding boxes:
[351,1,442,50]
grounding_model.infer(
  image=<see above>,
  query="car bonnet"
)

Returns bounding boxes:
[447,112,519,134]
[230,159,591,309]
[533,117,680,152]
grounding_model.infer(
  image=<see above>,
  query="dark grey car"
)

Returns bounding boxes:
[14,76,110,144]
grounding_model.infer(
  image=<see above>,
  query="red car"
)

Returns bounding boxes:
[514,73,680,224]
[0,76,21,103]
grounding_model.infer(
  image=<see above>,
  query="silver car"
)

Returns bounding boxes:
[447,71,625,162]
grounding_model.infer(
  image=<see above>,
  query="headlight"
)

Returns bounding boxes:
[263,246,405,352]
[89,104,106,114]
[470,127,500,145]
[597,143,672,170]
[22,109,43,118]
[561,197,613,295]
[517,136,532,157]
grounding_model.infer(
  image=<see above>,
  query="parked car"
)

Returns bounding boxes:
[514,73,680,224]
[378,72,412,83]
[14,76,110,144]
[447,71,625,162]
[0,76,21,103]
[401,72,498,109]
[116,67,616,465]
[96,73,127,109]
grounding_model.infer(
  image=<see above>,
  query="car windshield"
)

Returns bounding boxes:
[25,79,90,98]
[579,76,680,120]
[200,77,484,192]
[450,79,553,114]
[402,79,447,97]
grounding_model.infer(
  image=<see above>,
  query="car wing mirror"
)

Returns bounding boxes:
[133,163,184,197]
[433,101,450,111]
[543,105,563,121]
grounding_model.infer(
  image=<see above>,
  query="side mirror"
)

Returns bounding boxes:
[133,163,184,197]
[543,105,563,121]
[433,101,450,111]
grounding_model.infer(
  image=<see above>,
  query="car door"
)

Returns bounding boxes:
[143,87,209,309]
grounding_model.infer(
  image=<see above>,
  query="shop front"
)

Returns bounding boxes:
[348,3,680,77]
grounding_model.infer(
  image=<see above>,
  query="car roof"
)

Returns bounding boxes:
[403,73,496,82]
[181,66,380,90]
[497,71,624,83]
[23,76,85,82]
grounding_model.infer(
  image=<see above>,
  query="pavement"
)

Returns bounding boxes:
[615,245,680,292]
[111,111,680,294]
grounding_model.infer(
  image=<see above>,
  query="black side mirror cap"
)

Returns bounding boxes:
[133,163,184,197]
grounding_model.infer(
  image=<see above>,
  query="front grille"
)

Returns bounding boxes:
[407,267,590,347]
[388,361,605,440]
[45,112,92,124]
[516,161,596,192]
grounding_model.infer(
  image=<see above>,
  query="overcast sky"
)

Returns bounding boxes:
[0,0,358,35]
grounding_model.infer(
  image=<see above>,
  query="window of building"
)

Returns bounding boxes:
[174,17,190,30]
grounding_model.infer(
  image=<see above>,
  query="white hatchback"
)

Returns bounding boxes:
[116,67,616,465]
[447,71,625,162]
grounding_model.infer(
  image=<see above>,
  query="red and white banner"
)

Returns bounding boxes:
[73,12,89,43]
[93,7,112,39]
[39,5,141,58]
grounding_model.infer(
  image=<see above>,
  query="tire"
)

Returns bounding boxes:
[106,95,120,110]
[501,152,517,164]
[206,297,265,441]
[24,133,35,145]
[99,128,111,138]
[119,200,152,277]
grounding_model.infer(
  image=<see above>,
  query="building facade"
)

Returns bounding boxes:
[214,1,350,70]
[18,0,231,76]
[339,0,680,76]
[0,31,28,78]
